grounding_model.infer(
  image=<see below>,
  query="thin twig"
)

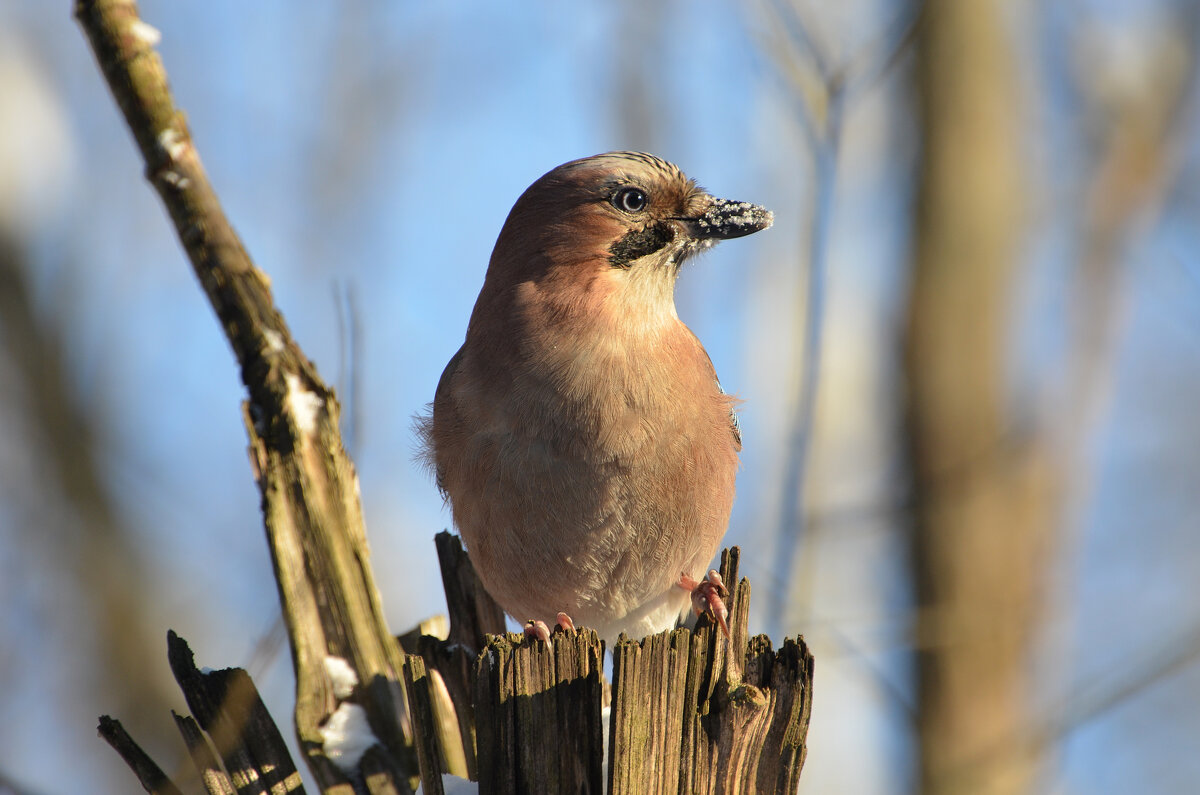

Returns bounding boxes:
[756,1,922,638]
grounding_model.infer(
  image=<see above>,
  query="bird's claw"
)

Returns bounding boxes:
[678,569,730,638]
[523,612,577,643]
[524,619,551,643]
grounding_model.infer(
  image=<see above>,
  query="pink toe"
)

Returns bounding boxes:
[524,619,551,643]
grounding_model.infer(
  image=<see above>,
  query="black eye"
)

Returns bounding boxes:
[612,187,647,213]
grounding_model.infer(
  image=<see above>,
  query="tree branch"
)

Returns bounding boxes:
[75,0,416,789]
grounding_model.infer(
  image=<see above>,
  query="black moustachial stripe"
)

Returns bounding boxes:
[608,222,675,268]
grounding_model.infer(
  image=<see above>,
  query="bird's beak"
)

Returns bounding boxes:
[682,197,774,241]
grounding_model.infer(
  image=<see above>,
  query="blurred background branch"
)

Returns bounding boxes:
[0,93,181,793]
[904,2,1054,794]
[754,0,924,638]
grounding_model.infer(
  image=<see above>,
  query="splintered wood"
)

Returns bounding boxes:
[410,543,814,794]
[607,549,813,795]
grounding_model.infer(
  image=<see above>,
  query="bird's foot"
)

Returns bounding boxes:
[523,612,576,642]
[524,620,551,642]
[678,569,730,638]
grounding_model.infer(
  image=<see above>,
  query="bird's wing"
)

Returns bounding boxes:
[690,337,742,451]
[717,375,742,450]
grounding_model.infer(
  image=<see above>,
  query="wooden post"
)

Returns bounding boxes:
[96,541,812,794]
[472,629,606,794]
[398,543,814,793]
[608,550,813,795]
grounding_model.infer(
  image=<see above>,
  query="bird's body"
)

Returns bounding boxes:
[423,152,772,643]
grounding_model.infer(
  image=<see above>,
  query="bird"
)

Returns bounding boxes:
[421,152,772,644]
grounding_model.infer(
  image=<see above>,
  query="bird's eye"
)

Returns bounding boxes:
[612,187,647,214]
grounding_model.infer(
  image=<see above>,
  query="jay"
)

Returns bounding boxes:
[423,152,772,644]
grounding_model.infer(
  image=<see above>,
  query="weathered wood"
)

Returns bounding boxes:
[75,1,416,790]
[167,631,308,795]
[435,530,508,652]
[474,628,606,794]
[401,654,446,795]
[359,748,408,795]
[551,627,607,791]
[171,711,237,795]
[97,716,184,795]
[397,533,508,782]
[98,548,812,795]
[410,633,480,779]
[609,629,690,793]
[610,548,813,794]
[409,531,511,781]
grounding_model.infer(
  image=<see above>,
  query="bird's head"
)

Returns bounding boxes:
[480,152,773,333]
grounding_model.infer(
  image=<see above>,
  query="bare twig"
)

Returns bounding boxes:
[754,0,922,637]
[333,281,363,458]
[97,717,183,795]
[1035,7,1200,779]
